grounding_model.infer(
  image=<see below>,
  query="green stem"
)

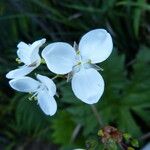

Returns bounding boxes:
[91,105,103,127]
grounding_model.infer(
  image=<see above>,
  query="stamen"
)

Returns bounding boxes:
[88,59,104,71]
[73,61,81,70]
[77,62,81,65]
[41,58,46,64]
[76,50,80,55]
[93,64,104,71]
[15,58,21,64]
[28,92,38,101]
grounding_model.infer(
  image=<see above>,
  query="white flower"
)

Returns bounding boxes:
[6,38,46,79]
[142,143,150,150]
[9,74,57,116]
[42,29,113,104]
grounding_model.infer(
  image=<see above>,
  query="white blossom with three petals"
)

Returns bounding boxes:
[42,29,113,104]
[9,74,57,116]
[6,38,46,79]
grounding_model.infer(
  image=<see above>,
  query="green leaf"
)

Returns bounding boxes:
[133,0,145,37]
[51,111,75,145]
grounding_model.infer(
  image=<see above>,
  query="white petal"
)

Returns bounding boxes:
[79,29,113,63]
[36,74,56,96]
[17,42,31,65]
[37,90,57,116]
[71,68,104,104]
[17,39,45,65]
[142,143,150,150]
[9,77,40,93]
[42,42,76,74]
[6,65,35,79]
[30,38,46,63]
[30,38,46,50]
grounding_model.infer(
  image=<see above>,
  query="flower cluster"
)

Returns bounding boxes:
[6,29,113,116]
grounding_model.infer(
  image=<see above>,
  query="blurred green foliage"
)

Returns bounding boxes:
[0,0,150,149]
